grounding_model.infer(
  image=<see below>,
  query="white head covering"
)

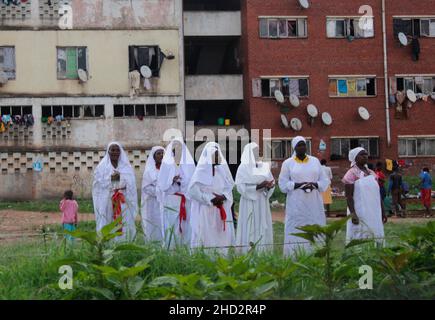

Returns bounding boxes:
[93,142,138,225]
[235,142,272,185]
[141,146,165,191]
[291,136,307,157]
[348,147,366,167]
[95,141,134,176]
[188,142,234,188]
[157,137,195,193]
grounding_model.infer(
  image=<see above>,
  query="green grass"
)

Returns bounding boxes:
[0,219,431,299]
[0,199,94,213]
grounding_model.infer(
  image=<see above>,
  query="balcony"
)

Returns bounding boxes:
[185,75,243,100]
[184,11,241,36]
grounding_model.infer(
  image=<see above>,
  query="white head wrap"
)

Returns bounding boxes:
[157,137,195,193]
[188,142,234,188]
[348,147,366,167]
[291,136,307,157]
[235,142,272,185]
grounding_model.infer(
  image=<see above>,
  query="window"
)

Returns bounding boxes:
[393,17,435,37]
[269,139,312,160]
[329,77,376,97]
[420,18,435,37]
[259,17,307,38]
[41,105,104,118]
[57,47,88,80]
[331,138,379,160]
[128,46,162,77]
[0,106,32,116]
[260,77,309,97]
[396,76,435,95]
[398,137,435,156]
[114,104,177,118]
[0,47,16,80]
[327,17,374,38]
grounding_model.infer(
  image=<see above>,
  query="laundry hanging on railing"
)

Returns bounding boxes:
[1,0,29,5]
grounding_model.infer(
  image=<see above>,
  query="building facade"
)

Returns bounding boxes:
[241,0,435,181]
[183,0,247,175]
[0,0,184,199]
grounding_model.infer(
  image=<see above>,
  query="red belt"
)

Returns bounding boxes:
[216,204,227,231]
[175,192,187,233]
[112,190,125,233]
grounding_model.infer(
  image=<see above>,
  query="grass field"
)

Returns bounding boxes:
[0,218,433,300]
[0,174,429,214]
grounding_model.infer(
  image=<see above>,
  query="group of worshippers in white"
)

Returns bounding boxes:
[92,136,387,257]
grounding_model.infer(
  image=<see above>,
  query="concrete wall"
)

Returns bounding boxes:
[0,30,180,96]
[185,75,244,100]
[0,0,185,200]
[184,11,242,36]
[0,0,181,29]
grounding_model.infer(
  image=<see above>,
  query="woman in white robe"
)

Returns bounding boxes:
[278,136,330,257]
[140,146,165,243]
[187,142,235,252]
[235,142,275,254]
[157,138,195,249]
[92,142,138,242]
[343,147,387,246]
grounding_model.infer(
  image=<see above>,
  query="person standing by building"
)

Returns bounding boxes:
[235,142,275,254]
[60,190,78,241]
[158,138,195,249]
[320,159,333,217]
[375,162,387,204]
[92,142,138,242]
[187,142,235,253]
[388,165,406,217]
[141,146,165,243]
[278,136,330,257]
[343,148,387,245]
[419,168,433,218]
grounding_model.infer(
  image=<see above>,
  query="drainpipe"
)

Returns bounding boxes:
[382,0,391,147]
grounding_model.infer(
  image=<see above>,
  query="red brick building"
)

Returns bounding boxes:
[241,0,435,179]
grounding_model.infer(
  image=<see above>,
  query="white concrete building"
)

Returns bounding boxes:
[0,0,184,199]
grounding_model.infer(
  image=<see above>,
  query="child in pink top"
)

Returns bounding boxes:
[60,190,79,240]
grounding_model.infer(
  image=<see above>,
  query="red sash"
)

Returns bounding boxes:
[216,204,227,231]
[174,192,187,233]
[111,190,125,233]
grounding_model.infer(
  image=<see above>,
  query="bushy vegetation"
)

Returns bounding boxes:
[0,219,433,300]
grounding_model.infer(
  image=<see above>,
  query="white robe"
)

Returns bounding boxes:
[235,143,274,254]
[158,138,195,249]
[278,155,330,257]
[141,146,164,243]
[187,142,235,253]
[92,142,138,242]
[346,173,385,245]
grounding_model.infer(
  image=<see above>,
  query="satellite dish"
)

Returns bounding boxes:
[398,32,408,46]
[322,112,333,126]
[140,65,152,79]
[307,104,318,117]
[274,90,285,104]
[77,69,88,82]
[289,94,300,107]
[298,0,310,9]
[281,114,290,128]
[290,118,303,131]
[358,106,370,120]
[406,89,417,103]
[0,71,8,85]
